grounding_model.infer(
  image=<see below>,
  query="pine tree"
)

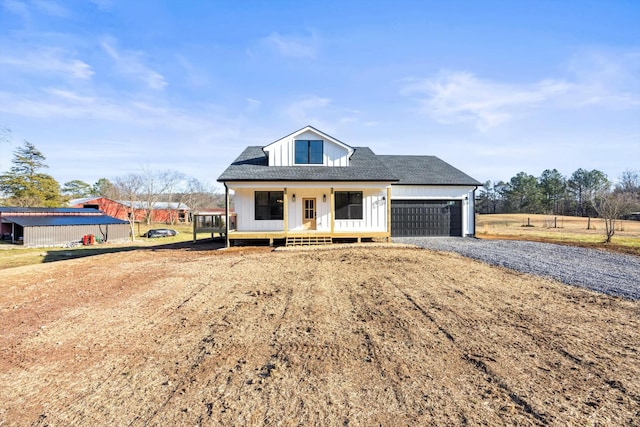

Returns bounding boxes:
[0,141,63,207]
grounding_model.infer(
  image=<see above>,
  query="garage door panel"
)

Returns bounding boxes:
[391,200,462,237]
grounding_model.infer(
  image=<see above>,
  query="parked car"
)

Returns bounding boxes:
[144,229,178,238]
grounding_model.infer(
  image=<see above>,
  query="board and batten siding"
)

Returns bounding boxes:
[231,183,389,233]
[333,189,387,233]
[390,185,477,236]
[23,224,130,247]
[264,130,350,167]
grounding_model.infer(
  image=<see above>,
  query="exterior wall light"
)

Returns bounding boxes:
[323,194,327,202]
[292,194,296,202]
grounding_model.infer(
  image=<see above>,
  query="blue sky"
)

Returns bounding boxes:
[1,0,638,191]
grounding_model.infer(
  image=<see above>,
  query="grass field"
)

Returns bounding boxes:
[477,214,640,255]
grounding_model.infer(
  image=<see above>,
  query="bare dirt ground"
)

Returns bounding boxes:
[1,244,639,426]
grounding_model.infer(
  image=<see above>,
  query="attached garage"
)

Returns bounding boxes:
[379,155,481,238]
[391,200,462,237]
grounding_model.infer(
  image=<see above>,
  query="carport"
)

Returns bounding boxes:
[0,207,130,247]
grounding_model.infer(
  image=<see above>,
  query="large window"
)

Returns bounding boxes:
[295,140,323,164]
[255,191,284,220]
[335,191,363,220]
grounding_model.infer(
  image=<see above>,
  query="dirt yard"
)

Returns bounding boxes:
[1,245,639,426]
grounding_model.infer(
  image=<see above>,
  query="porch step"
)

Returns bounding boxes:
[286,235,332,247]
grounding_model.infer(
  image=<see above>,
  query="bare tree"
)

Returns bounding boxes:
[615,169,640,195]
[593,191,638,243]
[113,173,144,241]
[158,170,186,225]
[182,178,224,213]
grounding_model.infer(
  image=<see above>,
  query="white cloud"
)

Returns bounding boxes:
[282,95,332,126]
[246,98,261,111]
[402,49,640,131]
[2,0,30,23]
[260,31,319,59]
[89,0,112,9]
[101,37,167,90]
[33,0,69,17]
[401,71,573,131]
[0,48,94,79]
[176,55,210,87]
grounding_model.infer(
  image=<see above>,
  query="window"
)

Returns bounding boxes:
[335,191,363,220]
[255,191,284,220]
[295,140,323,164]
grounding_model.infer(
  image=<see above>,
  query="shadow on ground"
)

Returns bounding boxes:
[42,238,226,264]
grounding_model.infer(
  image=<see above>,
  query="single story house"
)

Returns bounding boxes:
[69,197,190,224]
[217,126,481,246]
[0,207,130,247]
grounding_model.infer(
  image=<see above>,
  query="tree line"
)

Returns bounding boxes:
[477,168,639,216]
[477,168,640,242]
[0,139,224,223]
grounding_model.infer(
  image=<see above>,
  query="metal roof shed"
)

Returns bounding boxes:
[0,212,130,247]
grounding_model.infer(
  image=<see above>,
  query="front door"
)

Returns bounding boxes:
[303,198,316,230]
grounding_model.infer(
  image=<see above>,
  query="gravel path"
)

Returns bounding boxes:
[394,237,640,300]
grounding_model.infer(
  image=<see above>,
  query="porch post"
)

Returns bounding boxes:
[224,183,230,248]
[283,187,288,238]
[330,187,335,235]
[387,186,392,242]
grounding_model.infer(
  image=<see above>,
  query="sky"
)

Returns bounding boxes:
[1,0,639,192]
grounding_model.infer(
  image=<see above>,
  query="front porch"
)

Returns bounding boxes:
[227,229,390,246]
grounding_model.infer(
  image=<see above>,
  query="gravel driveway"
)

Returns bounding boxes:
[394,237,640,300]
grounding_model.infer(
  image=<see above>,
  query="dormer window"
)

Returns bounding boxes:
[295,140,323,164]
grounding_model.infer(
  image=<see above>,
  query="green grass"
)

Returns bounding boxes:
[0,222,222,271]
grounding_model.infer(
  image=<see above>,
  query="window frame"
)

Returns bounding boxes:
[254,191,284,221]
[335,191,363,220]
[294,140,323,164]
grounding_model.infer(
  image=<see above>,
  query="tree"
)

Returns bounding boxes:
[0,141,63,207]
[157,170,186,225]
[593,191,638,243]
[476,180,506,214]
[539,169,566,214]
[504,172,542,213]
[568,169,609,217]
[113,173,144,241]
[62,180,93,198]
[181,178,224,212]
[615,169,640,195]
[93,178,118,199]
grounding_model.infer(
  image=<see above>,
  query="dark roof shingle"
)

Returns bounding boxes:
[217,145,480,186]
[378,155,481,186]
[218,146,398,182]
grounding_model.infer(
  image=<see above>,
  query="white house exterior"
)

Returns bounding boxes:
[218,126,480,246]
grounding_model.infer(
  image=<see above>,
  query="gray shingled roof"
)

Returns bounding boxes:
[218,146,399,182]
[378,155,481,186]
[217,145,480,186]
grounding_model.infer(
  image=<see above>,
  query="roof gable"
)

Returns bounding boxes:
[264,125,353,154]
[263,125,354,167]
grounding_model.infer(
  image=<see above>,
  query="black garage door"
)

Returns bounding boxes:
[391,200,462,237]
